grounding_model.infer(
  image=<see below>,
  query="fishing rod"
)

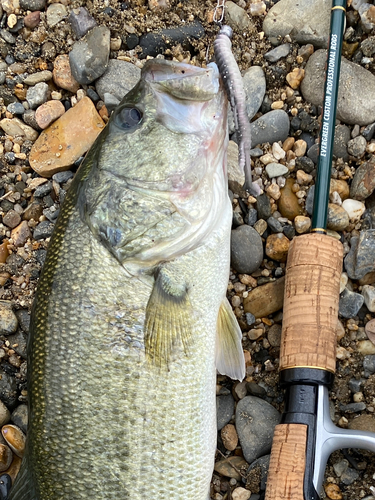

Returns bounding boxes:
[265,1,375,499]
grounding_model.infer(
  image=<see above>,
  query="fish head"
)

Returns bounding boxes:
[81,59,230,265]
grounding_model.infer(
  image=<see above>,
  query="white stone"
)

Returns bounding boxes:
[357,339,375,355]
[265,163,289,178]
[362,285,375,312]
[272,142,286,160]
[340,273,348,294]
[232,487,251,500]
[342,198,366,221]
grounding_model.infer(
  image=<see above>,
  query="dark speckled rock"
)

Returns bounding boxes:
[339,288,365,318]
[217,394,235,431]
[344,230,375,279]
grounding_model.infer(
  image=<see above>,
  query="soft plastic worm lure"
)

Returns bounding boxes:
[214,25,261,196]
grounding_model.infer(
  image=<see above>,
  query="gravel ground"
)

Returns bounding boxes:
[0,0,374,499]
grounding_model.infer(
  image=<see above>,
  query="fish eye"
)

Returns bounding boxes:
[115,106,143,130]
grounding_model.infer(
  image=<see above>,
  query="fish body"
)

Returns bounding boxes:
[9,60,244,500]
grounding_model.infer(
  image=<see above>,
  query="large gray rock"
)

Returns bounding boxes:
[95,59,141,101]
[236,396,280,464]
[263,0,331,48]
[231,225,263,274]
[301,50,375,126]
[69,26,110,85]
[250,110,290,147]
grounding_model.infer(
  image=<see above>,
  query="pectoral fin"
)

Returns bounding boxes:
[216,298,245,381]
[145,268,192,368]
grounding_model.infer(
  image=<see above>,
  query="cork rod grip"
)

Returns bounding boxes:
[280,233,343,373]
[265,424,307,500]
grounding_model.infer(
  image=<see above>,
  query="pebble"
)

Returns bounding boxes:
[225,1,253,31]
[342,199,366,222]
[267,216,283,233]
[286,68,305,89]
[231,225,263,274]
[6,103,25,115]
[345,230,375,279]
[235,396,280,464]
[35,100,65,129]
[265,233,289,262]
[263,0,331,48]
[296,169,312,185]
[221,424,238,451]
[214,456,248,481]
[339,288,365,318]
[350,155,375,200]
[331,179,350,200]
[266,183,281,201]
[294,215,311,234]
[325,483,343,500]
[53,55,80,93]
[348,414,375,433]
[301,49,375,125]
[365,318,375,344]
[23,10,41,29]
[2,210,21,229]
[0,303,17,336]
[0,445,12,472]
[0,369,17,407]
[339,401,366,413]
[11,405,27,433]
[327,204,350,231]
[139,21,205,58]
[19,0,46,10]
[293,139,307,157]
[69,7,97,38]
[243,277,285,318]
[23,70,53,86]
[0,402,10,428]
[363,355,375,374]
[11,221,31,247]
[256,194,272,220]
[278,178,303,220]
[1,425,25,458]
[264,43,290,62]
[95,59,141,101]
[26,82,48,110]
[347,135,367,157]
[232,487,251,500]
[254,219,267,236]
[334,124,350,161]
[69,26,111,85]
[46,3,67,27]
[250,110,290,147]
[0,118,38,141]
[33,221,54,240]
[217,394,235,431]
[267,324,282,347]
[361,285,375,312]
[265,163,288,178]
[357,340,375,355]
[29,96,105,177]
[246,455,270,491]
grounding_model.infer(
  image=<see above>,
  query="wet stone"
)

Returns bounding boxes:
[264,43,290,62]
[35,100,65,130]
[256,194,272,220]
[245,208,258,226]
[69,26,110,85]
[347,135,367,157]
[244,277,285,318]
[23,10,41,29]
[0,369,17,408]
[327,204,350,231]
[267,217,283,233]
[217,394,235,431]
[46,3,67,27]
[278,178,303,220]
[339,288,365,318]
[236,396,280,464]
[23,70,53,86]
[6,103,24,115]
[350,155,375,200]
[231,225,263,274]
[69,7,97,38]
[53,55,80,93]
[33,220,54,240]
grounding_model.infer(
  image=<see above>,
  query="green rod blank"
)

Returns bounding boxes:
[311,0,347,232]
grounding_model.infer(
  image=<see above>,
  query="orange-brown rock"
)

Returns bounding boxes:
[0,240,10,264]
[3,455,21,484]
[11,221,31,247]
[324,483,342,500]
[53,54,80,93]
[221,424,238,451]
[35,100,65,129]
[29,97,105,177]
[243,277,285,318]
[330,179,349,200]
[278,178,303,220]
[1,425,25,458]
[0,444,12,472]
[214,456,248,480]
[265,233,290,262]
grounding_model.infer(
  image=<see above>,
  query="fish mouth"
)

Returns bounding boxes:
[141,59,220,101]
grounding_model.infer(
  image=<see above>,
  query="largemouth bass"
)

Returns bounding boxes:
[9,59,245,500]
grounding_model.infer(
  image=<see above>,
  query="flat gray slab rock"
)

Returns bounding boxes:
[301,49,375,126]
[263,0,331,48]
[236,396,280,464]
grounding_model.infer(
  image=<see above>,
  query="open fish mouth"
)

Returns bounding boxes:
[142,59,220,101]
